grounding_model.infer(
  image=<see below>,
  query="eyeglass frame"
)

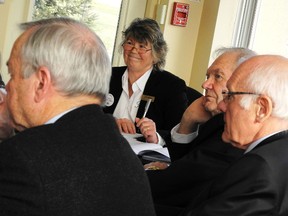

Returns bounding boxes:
[222,91,261,103]
[122,40,152,54]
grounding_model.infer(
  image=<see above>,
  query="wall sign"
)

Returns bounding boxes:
[171,2,189,27]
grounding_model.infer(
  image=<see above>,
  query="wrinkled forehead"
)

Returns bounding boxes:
[208,53,239,77]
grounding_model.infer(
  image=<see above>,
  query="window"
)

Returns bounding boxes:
[232,0,261,48]
[32,0,122,59]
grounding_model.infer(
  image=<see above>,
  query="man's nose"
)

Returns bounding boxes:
[201,78,213,90]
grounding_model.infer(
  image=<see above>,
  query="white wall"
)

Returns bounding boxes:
[209,0,240,65]
[211,0,288,59]
[163,0,203,86]
[251,0,288,56]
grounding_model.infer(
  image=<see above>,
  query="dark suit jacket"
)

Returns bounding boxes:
[181,131,288,216]
[147,114,244,215]
[0,105,156,216]
[103,66,189,138]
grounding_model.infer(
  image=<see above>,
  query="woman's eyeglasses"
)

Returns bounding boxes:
[122,41,152,54]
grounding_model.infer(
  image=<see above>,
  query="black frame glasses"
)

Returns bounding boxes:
[122,41,152,54]
[222,91,260,103]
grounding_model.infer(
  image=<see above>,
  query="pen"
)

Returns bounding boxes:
[135,98,152,134]
[142,98,152,118]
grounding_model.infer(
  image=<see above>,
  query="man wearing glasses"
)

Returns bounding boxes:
[182,55,288,215]
[146,47,256,216]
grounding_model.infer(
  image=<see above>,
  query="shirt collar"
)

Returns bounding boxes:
[45,107,78,124]
[122,68,153,92]
[244,130,283,153]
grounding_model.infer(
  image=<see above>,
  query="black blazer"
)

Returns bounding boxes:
[181,131,288,216]
[0,105,156,216]
[103,66,189,138]
[147,114,244,214]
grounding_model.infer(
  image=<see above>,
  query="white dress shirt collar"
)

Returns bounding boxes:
[45,107,78,124]
[244,130,283,153]
[113,68,152,122]
[122,68,153,92]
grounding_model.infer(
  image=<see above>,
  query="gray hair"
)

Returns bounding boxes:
[121,18,168,71]
[214,47,257,68]
[20,17,111,103]
[240,57,288,119]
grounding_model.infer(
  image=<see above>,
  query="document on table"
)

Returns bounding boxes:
[121,133,169,158]
[122,133,161,154]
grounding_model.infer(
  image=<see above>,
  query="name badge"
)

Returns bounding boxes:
[141,94,155,102]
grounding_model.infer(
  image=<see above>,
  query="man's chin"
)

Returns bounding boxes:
[222,133,247,150]
[204,102,217,113]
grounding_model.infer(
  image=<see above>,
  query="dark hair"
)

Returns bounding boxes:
[122,18,168,70]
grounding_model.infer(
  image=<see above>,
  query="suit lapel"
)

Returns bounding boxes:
[103,67,126,113]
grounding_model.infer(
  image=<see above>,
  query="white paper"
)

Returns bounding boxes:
[122,133,166,155]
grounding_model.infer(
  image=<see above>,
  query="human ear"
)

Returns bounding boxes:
[34,66,51,103]
[255,95,273,122]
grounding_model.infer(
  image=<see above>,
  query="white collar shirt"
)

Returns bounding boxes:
[170,123,200,144]
[244,131,282,153]
[45,107,78,124]
[113,68,152,122]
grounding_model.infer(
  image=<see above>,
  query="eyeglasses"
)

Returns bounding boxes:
[222,91,260,103]
[122,41,152,54]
